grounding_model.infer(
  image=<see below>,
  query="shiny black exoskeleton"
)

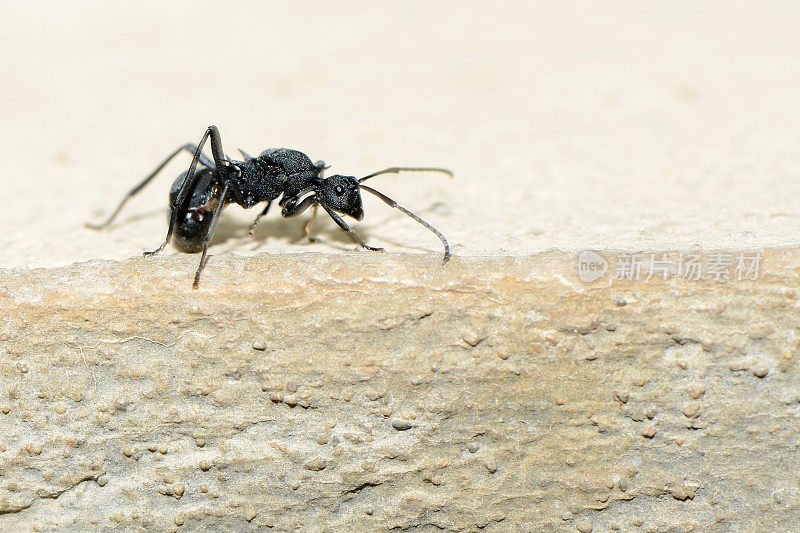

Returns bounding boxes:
[88,126,451,288]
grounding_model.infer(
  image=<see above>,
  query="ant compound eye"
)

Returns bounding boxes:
[334,185,344,196]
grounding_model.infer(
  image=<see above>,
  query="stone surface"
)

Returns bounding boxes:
[2,1,800,531]
[1,250,799,531]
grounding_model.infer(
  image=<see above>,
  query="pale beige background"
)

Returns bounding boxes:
[1,1,798,269]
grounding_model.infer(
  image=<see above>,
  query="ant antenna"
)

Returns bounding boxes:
[358,184,450,263]
[358,167,453,183]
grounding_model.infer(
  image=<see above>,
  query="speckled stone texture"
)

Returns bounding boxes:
[3,1,800,531]
[1,251,799,531]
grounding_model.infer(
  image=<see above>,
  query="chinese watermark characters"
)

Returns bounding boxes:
[578,251,762,282]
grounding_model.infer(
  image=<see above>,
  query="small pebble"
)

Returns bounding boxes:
[682,403,701,418]
[173,482,185,497]
[484,460,498,474]
[304,457,327,471]
[729,360,747,372]
[252,341,267,351]
[576,517,593,532]
[392,420,412,431]
[174,515,184,526]
[244,509,257,522]
[462,331,485,347]
[467,443,479,453]
[55,403,66,415]
[688,384,705,399]
[26,443,43,455]
[612,390,629,404]
[642,425,656,439]
[752,365,769,378]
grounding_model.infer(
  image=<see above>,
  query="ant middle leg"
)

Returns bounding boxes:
[303,204,319,242]
[248,201,272,236]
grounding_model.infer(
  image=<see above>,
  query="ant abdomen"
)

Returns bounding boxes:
[169,168,224,253]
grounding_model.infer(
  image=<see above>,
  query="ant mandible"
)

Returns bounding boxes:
[88,125,451,288]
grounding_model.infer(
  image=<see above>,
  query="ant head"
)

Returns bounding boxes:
[318,175,363,220]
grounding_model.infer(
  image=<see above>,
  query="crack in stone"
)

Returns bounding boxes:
[0,474,99,516]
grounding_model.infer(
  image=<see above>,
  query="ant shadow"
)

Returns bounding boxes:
[210,211,372,252]
[95,203,440,256]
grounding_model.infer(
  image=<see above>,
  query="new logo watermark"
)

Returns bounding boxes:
[577,251,608,282]
[577,251,762,283]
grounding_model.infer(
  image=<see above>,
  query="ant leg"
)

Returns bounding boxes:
[318,204,383,252]
[284,196,380,251]
[248,201,272,236]
[146,126,228,256]
[193,181,231,289]
[281,195,317,218]
[303,204,318,242]
[86,143,213,230]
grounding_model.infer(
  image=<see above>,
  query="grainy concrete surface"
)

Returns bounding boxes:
[1,252,800,531]
[1,1,800,531]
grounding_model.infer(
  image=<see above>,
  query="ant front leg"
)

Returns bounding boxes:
[318,204,383,252]
[283,196,382,252]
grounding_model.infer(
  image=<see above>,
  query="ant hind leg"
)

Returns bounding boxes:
[87,143,214,230]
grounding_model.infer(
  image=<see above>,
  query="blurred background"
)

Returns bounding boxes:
[1,1,798,268]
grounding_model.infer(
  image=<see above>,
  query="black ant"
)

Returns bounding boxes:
[88,126,451,288]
